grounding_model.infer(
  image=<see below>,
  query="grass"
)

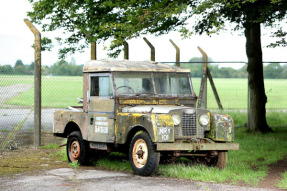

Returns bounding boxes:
[53,126,286,187]
[0,148,69,177]
[94,152,132,172]
[191,78,287,109]
[0,75,33,87]
[0,113,30,150]
[277,171,287,189]
[69,161,80,168]
[212,110,287,128]
[39,143,60,149]
[5,76,82,108]
[1,75,287,109]
[156,127,287,185]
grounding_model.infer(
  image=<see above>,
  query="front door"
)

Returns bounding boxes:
[88,73,115,143]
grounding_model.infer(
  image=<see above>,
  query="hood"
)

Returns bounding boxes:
[122,105,191,114]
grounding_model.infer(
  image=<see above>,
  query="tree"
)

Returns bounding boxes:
[264,63,282,79]
[0,65,14,74]
[28,0,287,133]
[14,59,24,68]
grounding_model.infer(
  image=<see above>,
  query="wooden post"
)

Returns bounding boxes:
[143,37,155,61]
[24,19,41,147]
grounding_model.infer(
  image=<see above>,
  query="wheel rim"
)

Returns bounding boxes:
[132,138,148,168]
[69,139,80,162]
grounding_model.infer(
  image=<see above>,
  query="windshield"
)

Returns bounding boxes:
[114,72,192,95]
[154,73,192,95]
[114,73,154,95]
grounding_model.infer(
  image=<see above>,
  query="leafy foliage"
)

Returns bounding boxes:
[28,0,287,58]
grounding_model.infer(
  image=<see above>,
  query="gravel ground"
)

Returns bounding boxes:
[0,168,279,191]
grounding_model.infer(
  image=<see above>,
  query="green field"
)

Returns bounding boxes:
[1,75,287,109]
[1,75,82,108]
[191,78,287,109]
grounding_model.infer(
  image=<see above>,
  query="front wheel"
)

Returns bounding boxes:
[210,151,228,169]
[67,131,89,165]
[129,132,160,176]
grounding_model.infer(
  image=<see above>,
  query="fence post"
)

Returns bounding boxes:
[123,41,129,60]
[143,37,155,61]
[91,42,97,60]
[197,46,208,109]
[169,39,180,67]
[24,19,41,147]
[206,68,223,110]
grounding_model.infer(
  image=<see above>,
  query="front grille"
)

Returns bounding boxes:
[181,111,197,136]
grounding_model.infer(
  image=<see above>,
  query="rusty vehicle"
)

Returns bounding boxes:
[53,60,239,176]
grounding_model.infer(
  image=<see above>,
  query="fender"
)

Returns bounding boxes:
[115,113,174,144]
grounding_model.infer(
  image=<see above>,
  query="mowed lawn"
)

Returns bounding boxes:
[1,75,287,109]
[2,75,82,108]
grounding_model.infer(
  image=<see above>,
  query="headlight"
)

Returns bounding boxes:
[199,114,210,126]
[172,115,181,126]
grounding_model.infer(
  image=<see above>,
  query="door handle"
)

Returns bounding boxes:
[90,118,94,125]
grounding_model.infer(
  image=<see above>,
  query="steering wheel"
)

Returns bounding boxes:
[116,85,134,93]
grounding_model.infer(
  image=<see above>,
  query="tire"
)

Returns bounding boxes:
[129,131,160,176]
[67,131,89,165]
[210,151,228,169]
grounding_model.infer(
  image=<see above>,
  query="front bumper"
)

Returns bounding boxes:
[156,142,239,151]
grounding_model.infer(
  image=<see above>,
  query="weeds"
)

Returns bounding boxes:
[55,147,68,162]
[69,162,80,168]
[93,152,132,173]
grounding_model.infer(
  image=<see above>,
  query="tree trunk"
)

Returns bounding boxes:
[244,22,273,133]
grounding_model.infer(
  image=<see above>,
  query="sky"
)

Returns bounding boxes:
[1,0,287,69]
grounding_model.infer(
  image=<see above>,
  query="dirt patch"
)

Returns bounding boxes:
[257,156,287,190]
[0,147,69,177]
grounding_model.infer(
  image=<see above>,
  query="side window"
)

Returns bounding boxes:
[90,76,113,96]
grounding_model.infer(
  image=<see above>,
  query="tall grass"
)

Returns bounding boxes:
[157,127,287,185]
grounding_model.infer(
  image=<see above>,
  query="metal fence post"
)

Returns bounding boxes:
[91,42,97,60]
[24,19,41,147]
[169,39,180,67]
[143,37,155,61]
[197,46,208,109]
[123,41,129,60]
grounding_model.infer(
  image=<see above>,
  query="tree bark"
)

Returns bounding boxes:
[244,22,273,133]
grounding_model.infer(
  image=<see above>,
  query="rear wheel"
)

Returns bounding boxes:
[67,131,89,165]
[129,132,160,176]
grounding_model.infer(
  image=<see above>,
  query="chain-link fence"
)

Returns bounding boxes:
[0,73,82,152]
[0,61,286,152]
[0,75,34,152]
[179,62,287,110]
